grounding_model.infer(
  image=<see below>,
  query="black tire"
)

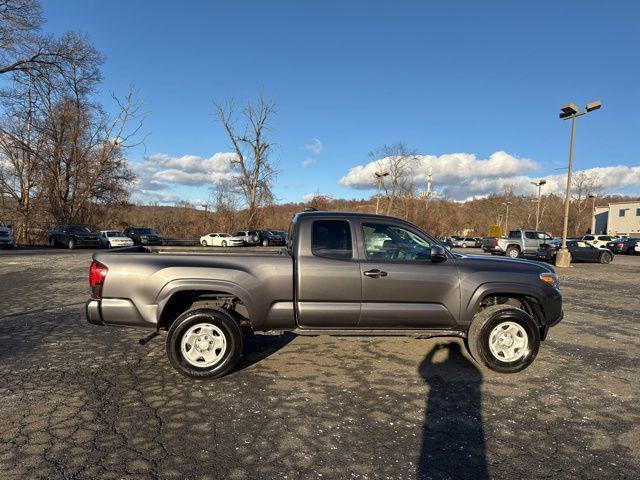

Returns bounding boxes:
[166,307,243,379]
[68,238,76,250]
[466,304,540,373]
[599,252,612,264]
[262,239,269,247]
[505,246,520,259]
[221,240,227,247]
[201,240,207,247]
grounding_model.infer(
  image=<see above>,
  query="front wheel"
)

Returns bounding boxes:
[262,239,269,246]
[166,307,243,379]
[221,240,227,247]
[68,238,76,250]
[466,304,540,373]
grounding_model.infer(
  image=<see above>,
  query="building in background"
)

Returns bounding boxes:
[592,201,640,236]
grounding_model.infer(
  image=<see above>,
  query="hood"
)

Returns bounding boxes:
[452,252,554,274]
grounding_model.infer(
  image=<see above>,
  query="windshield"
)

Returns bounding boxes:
[219,233,231,237]
[134,228,157,235]
[105,231,121,237]
[68,225,91,233]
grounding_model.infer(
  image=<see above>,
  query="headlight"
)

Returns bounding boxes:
[539,272,559,289]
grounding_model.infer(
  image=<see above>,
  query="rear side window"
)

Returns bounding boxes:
[583,235,594,240]
[311,220,352,260]
[508,231,519,239]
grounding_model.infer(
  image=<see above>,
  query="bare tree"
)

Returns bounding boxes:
[0,74,43,242]
[370,143,419,215]
[214,95,277,226]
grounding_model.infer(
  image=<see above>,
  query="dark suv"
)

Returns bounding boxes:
[123,227,163,246]
[49,225,102,249]
[258,230,287,246]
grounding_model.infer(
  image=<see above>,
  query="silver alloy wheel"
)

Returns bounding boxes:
[180,323,227,368]
[488,321,528,362]
[201,240,207,246]
[508,249,519,258]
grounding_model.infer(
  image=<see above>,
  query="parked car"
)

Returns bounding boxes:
[605,238,638,254]
[49,224,102,249]
[232,230,260,246]
[482,230,553,258]
[581,235,614,248]
[86,210,563,379]
[473,237,483,247]
[0,220,15,249]
[455,237,478,248]
[258,230,286,246]
[99,230,134,249]
[438,237,454,250]
[123,227,162,246]
[537,240,613,264]
[200,232,243,247]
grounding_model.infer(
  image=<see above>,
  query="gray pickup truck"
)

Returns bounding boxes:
[86,211,563,379]
[482,230,554,258]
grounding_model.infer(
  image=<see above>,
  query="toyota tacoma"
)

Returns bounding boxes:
[86,210,563,379]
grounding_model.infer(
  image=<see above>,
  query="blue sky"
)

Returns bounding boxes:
[40,0,640,204]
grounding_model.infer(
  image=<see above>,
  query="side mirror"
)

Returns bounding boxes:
[431,245,447,263]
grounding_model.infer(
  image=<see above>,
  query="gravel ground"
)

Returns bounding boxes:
[0,248,639,479]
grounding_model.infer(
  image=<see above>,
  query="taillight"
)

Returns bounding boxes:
[89,260,108,299]
[617,242,624,247]
[492,239,498,246]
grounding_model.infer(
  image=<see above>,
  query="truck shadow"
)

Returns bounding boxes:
[417,342,488,479]
[233,332,297,372]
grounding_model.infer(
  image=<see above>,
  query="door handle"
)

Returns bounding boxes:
[363,269,388,278]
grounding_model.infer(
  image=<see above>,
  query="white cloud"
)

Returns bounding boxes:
[339,151,640,200]
[305,138,323,154]
[301,157,316,168]
[132,152,237,204]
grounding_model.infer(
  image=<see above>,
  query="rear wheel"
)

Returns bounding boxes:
[262,239,269,246]
[466,304,540,373]
[599,252,612,264]
[506,246,520,259]
[166,307,243,379]
[201,240,207,247]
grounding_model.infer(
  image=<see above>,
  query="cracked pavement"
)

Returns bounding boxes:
[0,248,639,479]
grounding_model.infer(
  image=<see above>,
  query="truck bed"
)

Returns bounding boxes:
[117,245,288,255]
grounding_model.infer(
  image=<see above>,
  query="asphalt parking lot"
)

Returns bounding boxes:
[1,248,639,479]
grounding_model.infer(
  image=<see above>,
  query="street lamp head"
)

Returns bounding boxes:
[539,179,547,186]
[374,171,389,178]
[560,102,579,116]
[587,193,596,199]
[585,100,602,112]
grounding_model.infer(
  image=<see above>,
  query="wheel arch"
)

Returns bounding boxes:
[463,282,547,327]
[156,280,255,330]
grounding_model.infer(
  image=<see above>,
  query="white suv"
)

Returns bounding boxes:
[582,235,614,248]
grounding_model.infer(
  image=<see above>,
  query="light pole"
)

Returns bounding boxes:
[588,193,597,233]
[502,201,512,234]
[530,179,547,230]
[555,100,602,268]
[374,171,389,214]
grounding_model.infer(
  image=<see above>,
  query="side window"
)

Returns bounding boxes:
[311,220,352,260]
[576,241,588,248]
[524,231,536,239]
[619,209,626,217]
[508,230,519,239]
[362,222,431,261]
[583,235,594,241]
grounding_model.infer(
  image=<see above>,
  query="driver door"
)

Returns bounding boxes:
[356,219,460,328]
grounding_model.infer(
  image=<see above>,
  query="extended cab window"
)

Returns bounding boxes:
[362,222,431,261]
[311,220,352,259]
[508,231,520,239]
